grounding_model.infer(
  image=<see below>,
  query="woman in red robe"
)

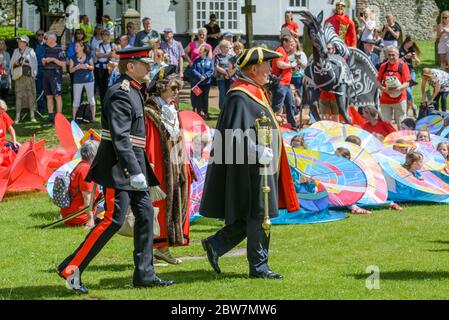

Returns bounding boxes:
[144,67,193,264]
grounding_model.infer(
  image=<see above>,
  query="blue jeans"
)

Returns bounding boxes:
[217,79,231,109]
[36,68,46,113]
[406,70,416,102]
[290,76,303,97]
[272,84,297,129]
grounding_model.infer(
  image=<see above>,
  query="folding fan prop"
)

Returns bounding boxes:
[285,146,368,207]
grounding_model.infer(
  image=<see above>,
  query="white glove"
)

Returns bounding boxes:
[130,173,148,190]
[257,145,274,165]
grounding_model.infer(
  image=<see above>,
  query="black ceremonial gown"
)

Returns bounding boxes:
[199,77,299,225]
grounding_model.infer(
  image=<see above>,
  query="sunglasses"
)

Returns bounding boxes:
[170,86,179,91]
[37,33,44,36]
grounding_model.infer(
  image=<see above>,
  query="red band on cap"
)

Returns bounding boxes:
[119,51,149,59]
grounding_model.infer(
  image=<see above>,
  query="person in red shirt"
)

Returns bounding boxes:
[272,34,298,130]
[281,11,300,38]
[325,0,357,48]
[361,105,396,140]
[60,140,101,229]
[318,43,339,121]
[0,99,18,149]
[376,46,411,130]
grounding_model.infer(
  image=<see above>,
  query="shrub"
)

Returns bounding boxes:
[0,26,34,41]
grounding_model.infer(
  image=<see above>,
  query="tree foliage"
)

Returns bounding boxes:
[435,0,449,11]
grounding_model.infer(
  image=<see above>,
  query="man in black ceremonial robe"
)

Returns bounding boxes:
[199,47,299,279]
[57,47,174,294]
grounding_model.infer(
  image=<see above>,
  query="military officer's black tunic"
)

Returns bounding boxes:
[58,74,160,286]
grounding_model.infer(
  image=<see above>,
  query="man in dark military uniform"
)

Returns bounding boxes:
[57,47,174,294]
[199,47,299,279]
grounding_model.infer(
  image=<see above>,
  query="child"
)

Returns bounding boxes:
[345,135,362,146]
[437,141,449,175]
[393,138,415,155]
[416,128,431,142]
[400,117,416,130]
[403,151,424,180]
[334,147,371,214]
[0,99,19,151]
[335,147,352,160]
[335,146,403,211]
[291,135,307,149]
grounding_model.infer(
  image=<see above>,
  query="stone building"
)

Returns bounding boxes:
[356,0,440,40]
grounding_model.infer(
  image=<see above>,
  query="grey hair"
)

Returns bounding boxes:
[197,27,208,36]
[45,31,57,41]
[384,45,399,54]
[80,140,99,162]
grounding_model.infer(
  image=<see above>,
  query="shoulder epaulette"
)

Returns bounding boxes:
[120,80,130,92]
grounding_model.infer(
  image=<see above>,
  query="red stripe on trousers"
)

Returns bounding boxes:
[60,188,116,279]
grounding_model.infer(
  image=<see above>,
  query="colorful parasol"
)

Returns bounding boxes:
[188,158,208,222]
[281,128,334,153]
[440,126,449,139]
[310,120,344,132]
[273,166,349,224]
[324,124,385,154]
[379,158,449,196]
[416,115,443,134]
[332,141,388,205]
[179,110,212,160]
[383,130,447,171]
[285,146,367,207]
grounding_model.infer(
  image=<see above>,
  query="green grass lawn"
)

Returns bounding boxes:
[2,193,449,300]
[2,41,449,300]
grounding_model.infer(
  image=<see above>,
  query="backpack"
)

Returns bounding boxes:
[52,163,87,208]
[75,103,93,124]
[379,62,404,85]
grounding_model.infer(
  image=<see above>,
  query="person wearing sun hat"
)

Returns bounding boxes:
[325,0,357,47]
[199,47,299,280]
[10,34,38,123]
[57,46,175,294]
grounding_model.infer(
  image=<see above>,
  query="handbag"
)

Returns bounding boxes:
[117,207,160,238]
[12,66,22,81]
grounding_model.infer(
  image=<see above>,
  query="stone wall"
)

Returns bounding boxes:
[356,0,440,40]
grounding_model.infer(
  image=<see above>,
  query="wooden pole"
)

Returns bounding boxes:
[244,0,254,49]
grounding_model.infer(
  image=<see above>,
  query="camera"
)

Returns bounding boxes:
[266,74,280,91]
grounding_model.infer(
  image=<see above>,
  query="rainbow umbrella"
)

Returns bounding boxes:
[188,158,208,223]
[310,120,344,132]
[440,126,449,139]
[282,128,334,153]
[383,130,447,171]
[71,121,85,149]
[273,167,349,224]
[379,158,449,203]
[332,141,388,205]
[285,146,367,207]
[416,115,443,134]
[324,124,384,154]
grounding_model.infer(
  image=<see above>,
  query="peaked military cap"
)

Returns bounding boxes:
[236,47,282,69]
[116,46,153,64]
